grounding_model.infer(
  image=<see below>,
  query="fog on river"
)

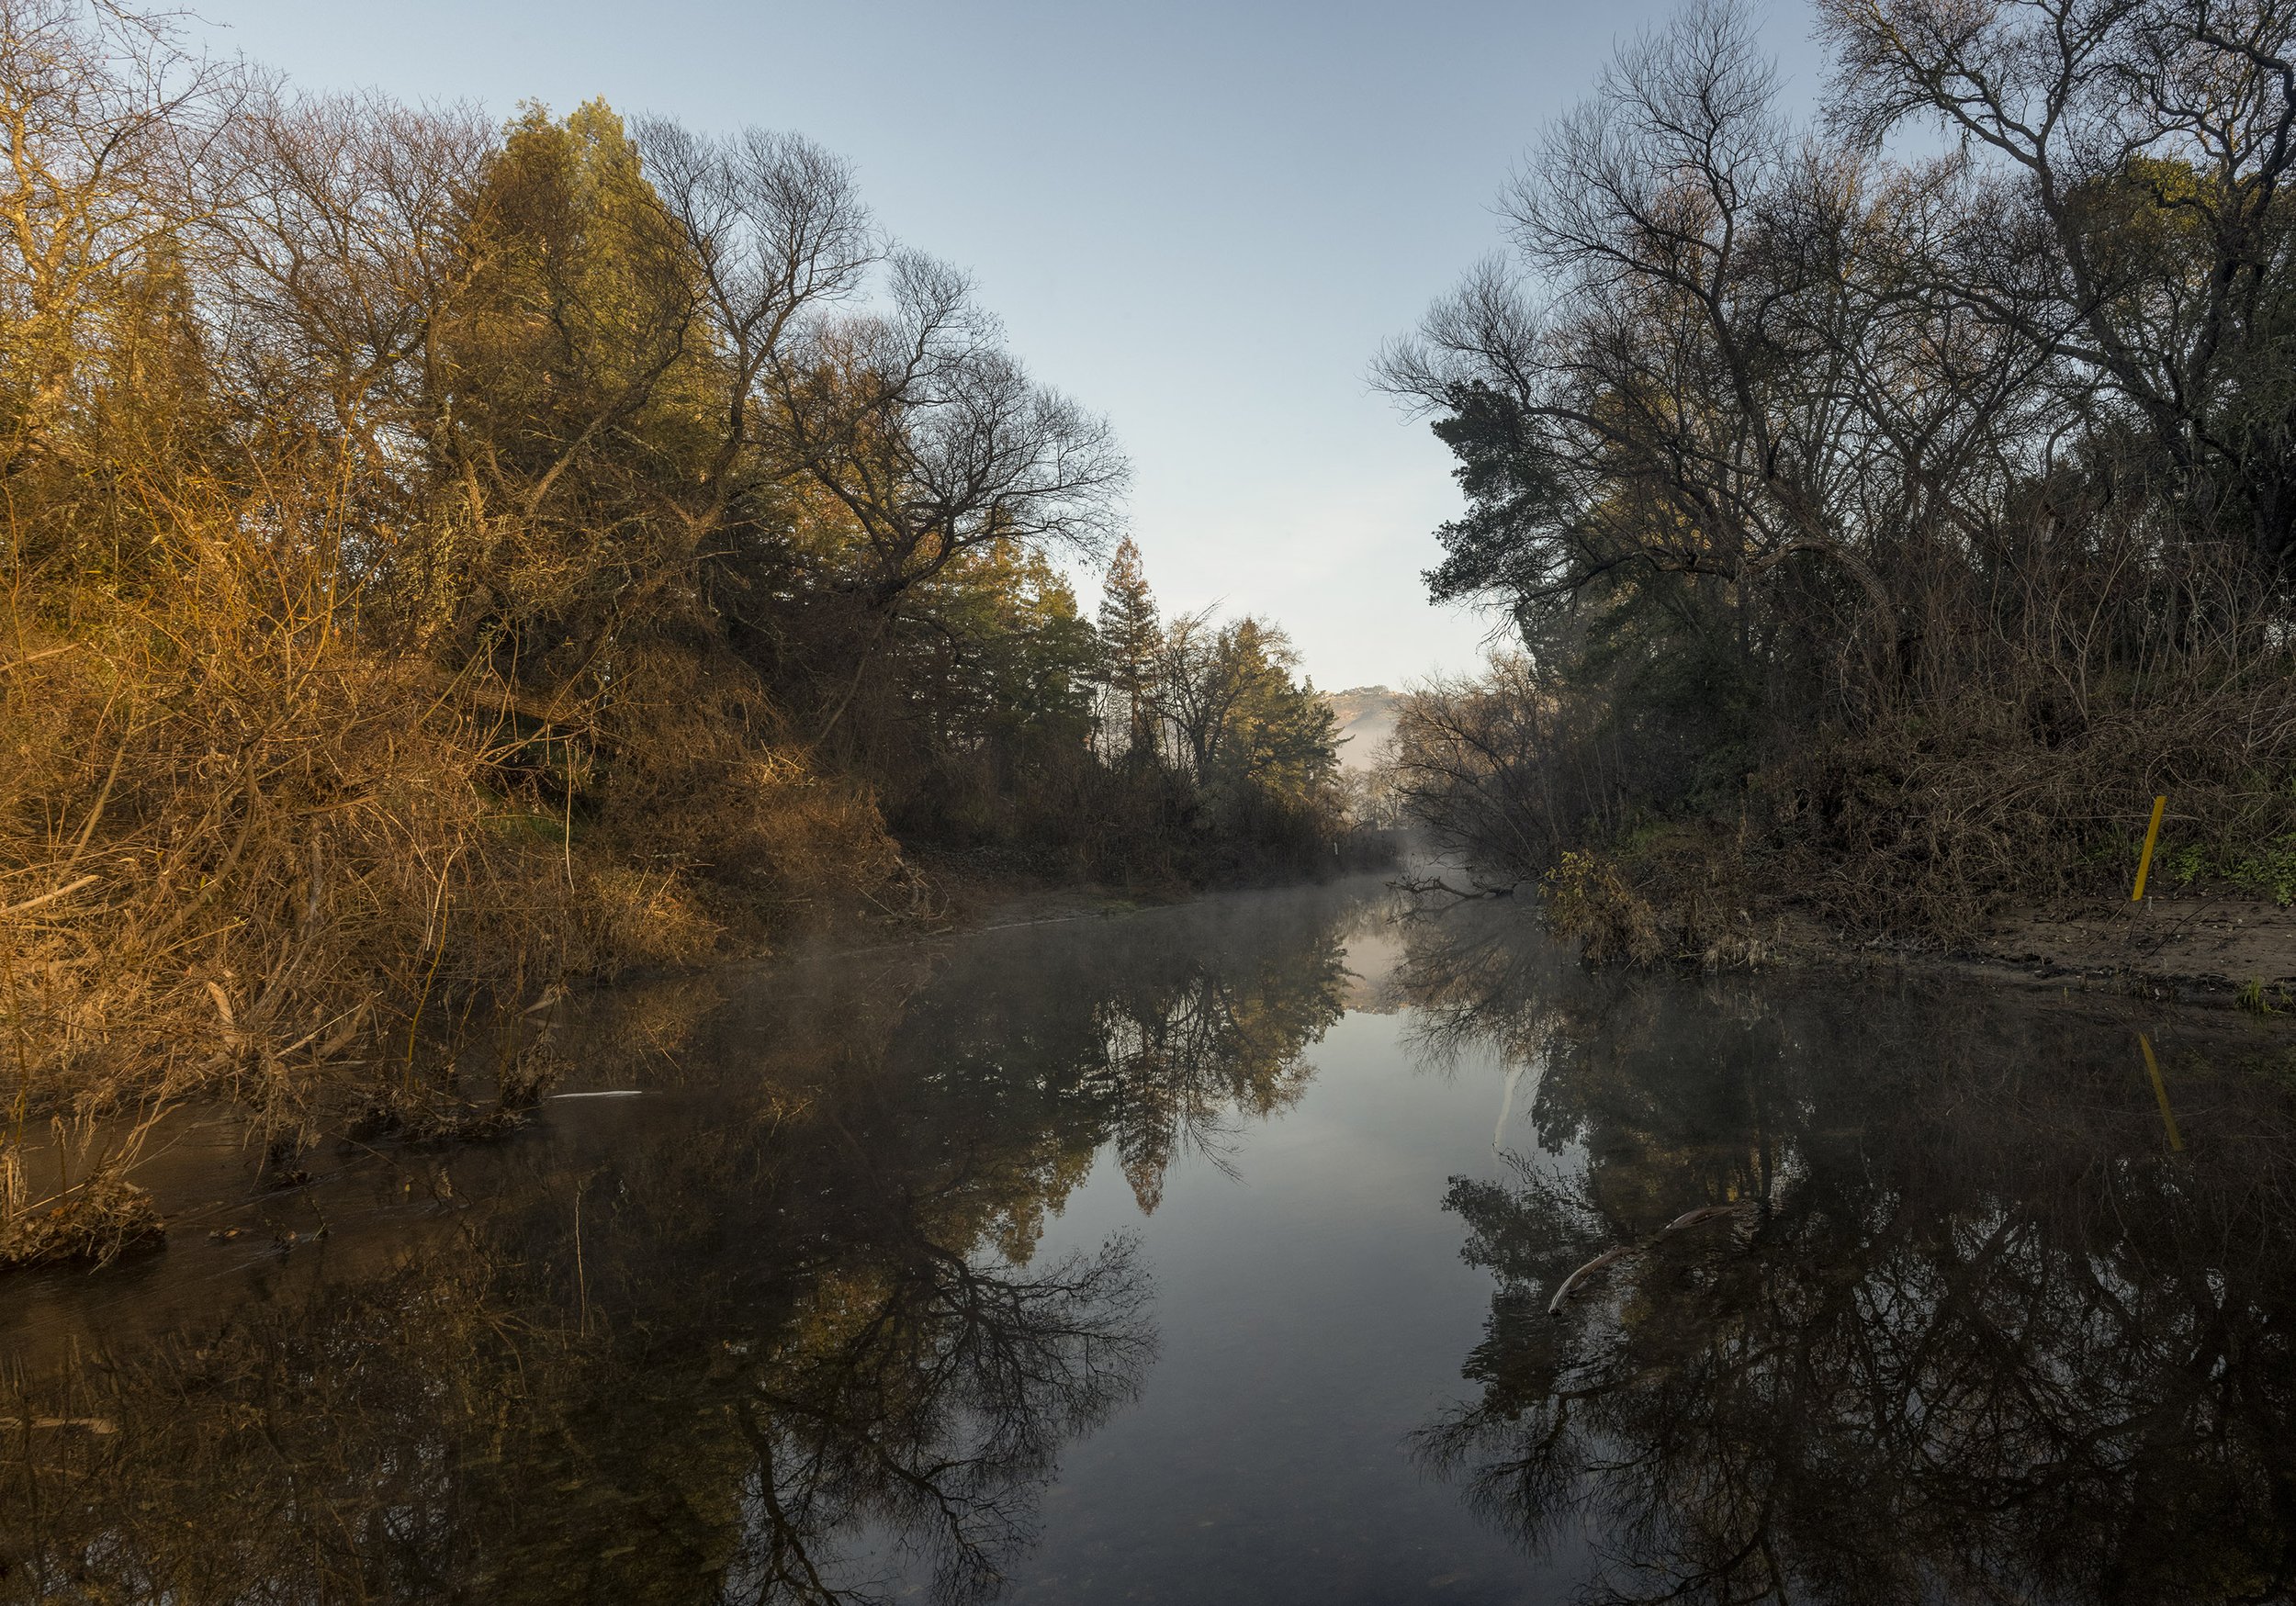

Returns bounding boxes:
[6,881,2292,1604]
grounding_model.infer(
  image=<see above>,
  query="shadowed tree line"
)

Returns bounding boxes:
[0,0,1345,1258]
[0,883,1362,1600]
[1381,0,2296,950]
[1395,903,2296,1604]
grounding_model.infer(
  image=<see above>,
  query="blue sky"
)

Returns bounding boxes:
[193,0,1830,690]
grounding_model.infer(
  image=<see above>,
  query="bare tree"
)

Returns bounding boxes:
[763,249,1129,736]
[0,0,242,551]
[1820,0,2296,570]
[1379,1,1913,659]
[635,116,878,541]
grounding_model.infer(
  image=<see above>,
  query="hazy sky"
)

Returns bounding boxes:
[193,0,1830,691]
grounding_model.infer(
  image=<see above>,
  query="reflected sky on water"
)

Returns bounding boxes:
[6,881,2294,1603]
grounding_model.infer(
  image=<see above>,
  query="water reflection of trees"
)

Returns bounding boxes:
[1398,905,2296,1606]
[875,894,1352,1218]
[0,889,1357,1603]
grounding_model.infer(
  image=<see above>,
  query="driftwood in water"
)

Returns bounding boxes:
[1661,1202,1751,1234]
[1547,1245,1633,1316]
[1548,1202,1758,1317]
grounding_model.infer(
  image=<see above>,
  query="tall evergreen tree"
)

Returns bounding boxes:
[1097,537,1161,760]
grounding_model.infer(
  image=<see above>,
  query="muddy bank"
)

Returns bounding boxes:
[1776,893,2296,1011]
[1401,854,2296,1016]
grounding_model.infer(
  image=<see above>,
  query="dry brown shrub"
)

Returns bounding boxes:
[1543,829,1769,967]
[578,867,721,971]
[1765,663,2296,942]
[0,498,578,1251]
[1,485,920,1261]
[1543,850,1664,965]
[577,638,904,948]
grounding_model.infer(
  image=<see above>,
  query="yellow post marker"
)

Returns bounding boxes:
[2138,1032,2184,1152]
[2131,794,2167,902]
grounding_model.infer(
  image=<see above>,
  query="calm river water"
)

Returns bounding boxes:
[5,878,2294,1603]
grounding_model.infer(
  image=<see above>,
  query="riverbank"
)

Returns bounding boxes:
[1773,893,2296,1014]
[1410,850,2296,1018]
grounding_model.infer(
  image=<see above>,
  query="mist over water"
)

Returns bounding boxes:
[6,882,2293,1603]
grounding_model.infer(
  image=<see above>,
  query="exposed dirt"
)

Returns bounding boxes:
[1781,893,2296,1009]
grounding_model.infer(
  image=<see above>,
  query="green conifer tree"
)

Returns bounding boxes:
[1097,537,1162,760]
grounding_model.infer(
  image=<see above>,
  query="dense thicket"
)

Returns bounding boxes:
[0,1,1339,1251]
[1380,0,2296,949]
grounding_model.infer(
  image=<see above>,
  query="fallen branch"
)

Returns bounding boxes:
[1548,1245,1633,1315]
[1392,873,1519,900]
[1549,1203,1758,1317]
[0,874,100,919]
[1661,1202,1752,1234]
[0,645,81,676]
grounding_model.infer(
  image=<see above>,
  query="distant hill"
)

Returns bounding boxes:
[1324,686,1401,771]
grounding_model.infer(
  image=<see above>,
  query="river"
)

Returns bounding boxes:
[4,877,2291,1603]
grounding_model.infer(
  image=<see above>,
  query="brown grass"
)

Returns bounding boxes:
[0,487,900,1264]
